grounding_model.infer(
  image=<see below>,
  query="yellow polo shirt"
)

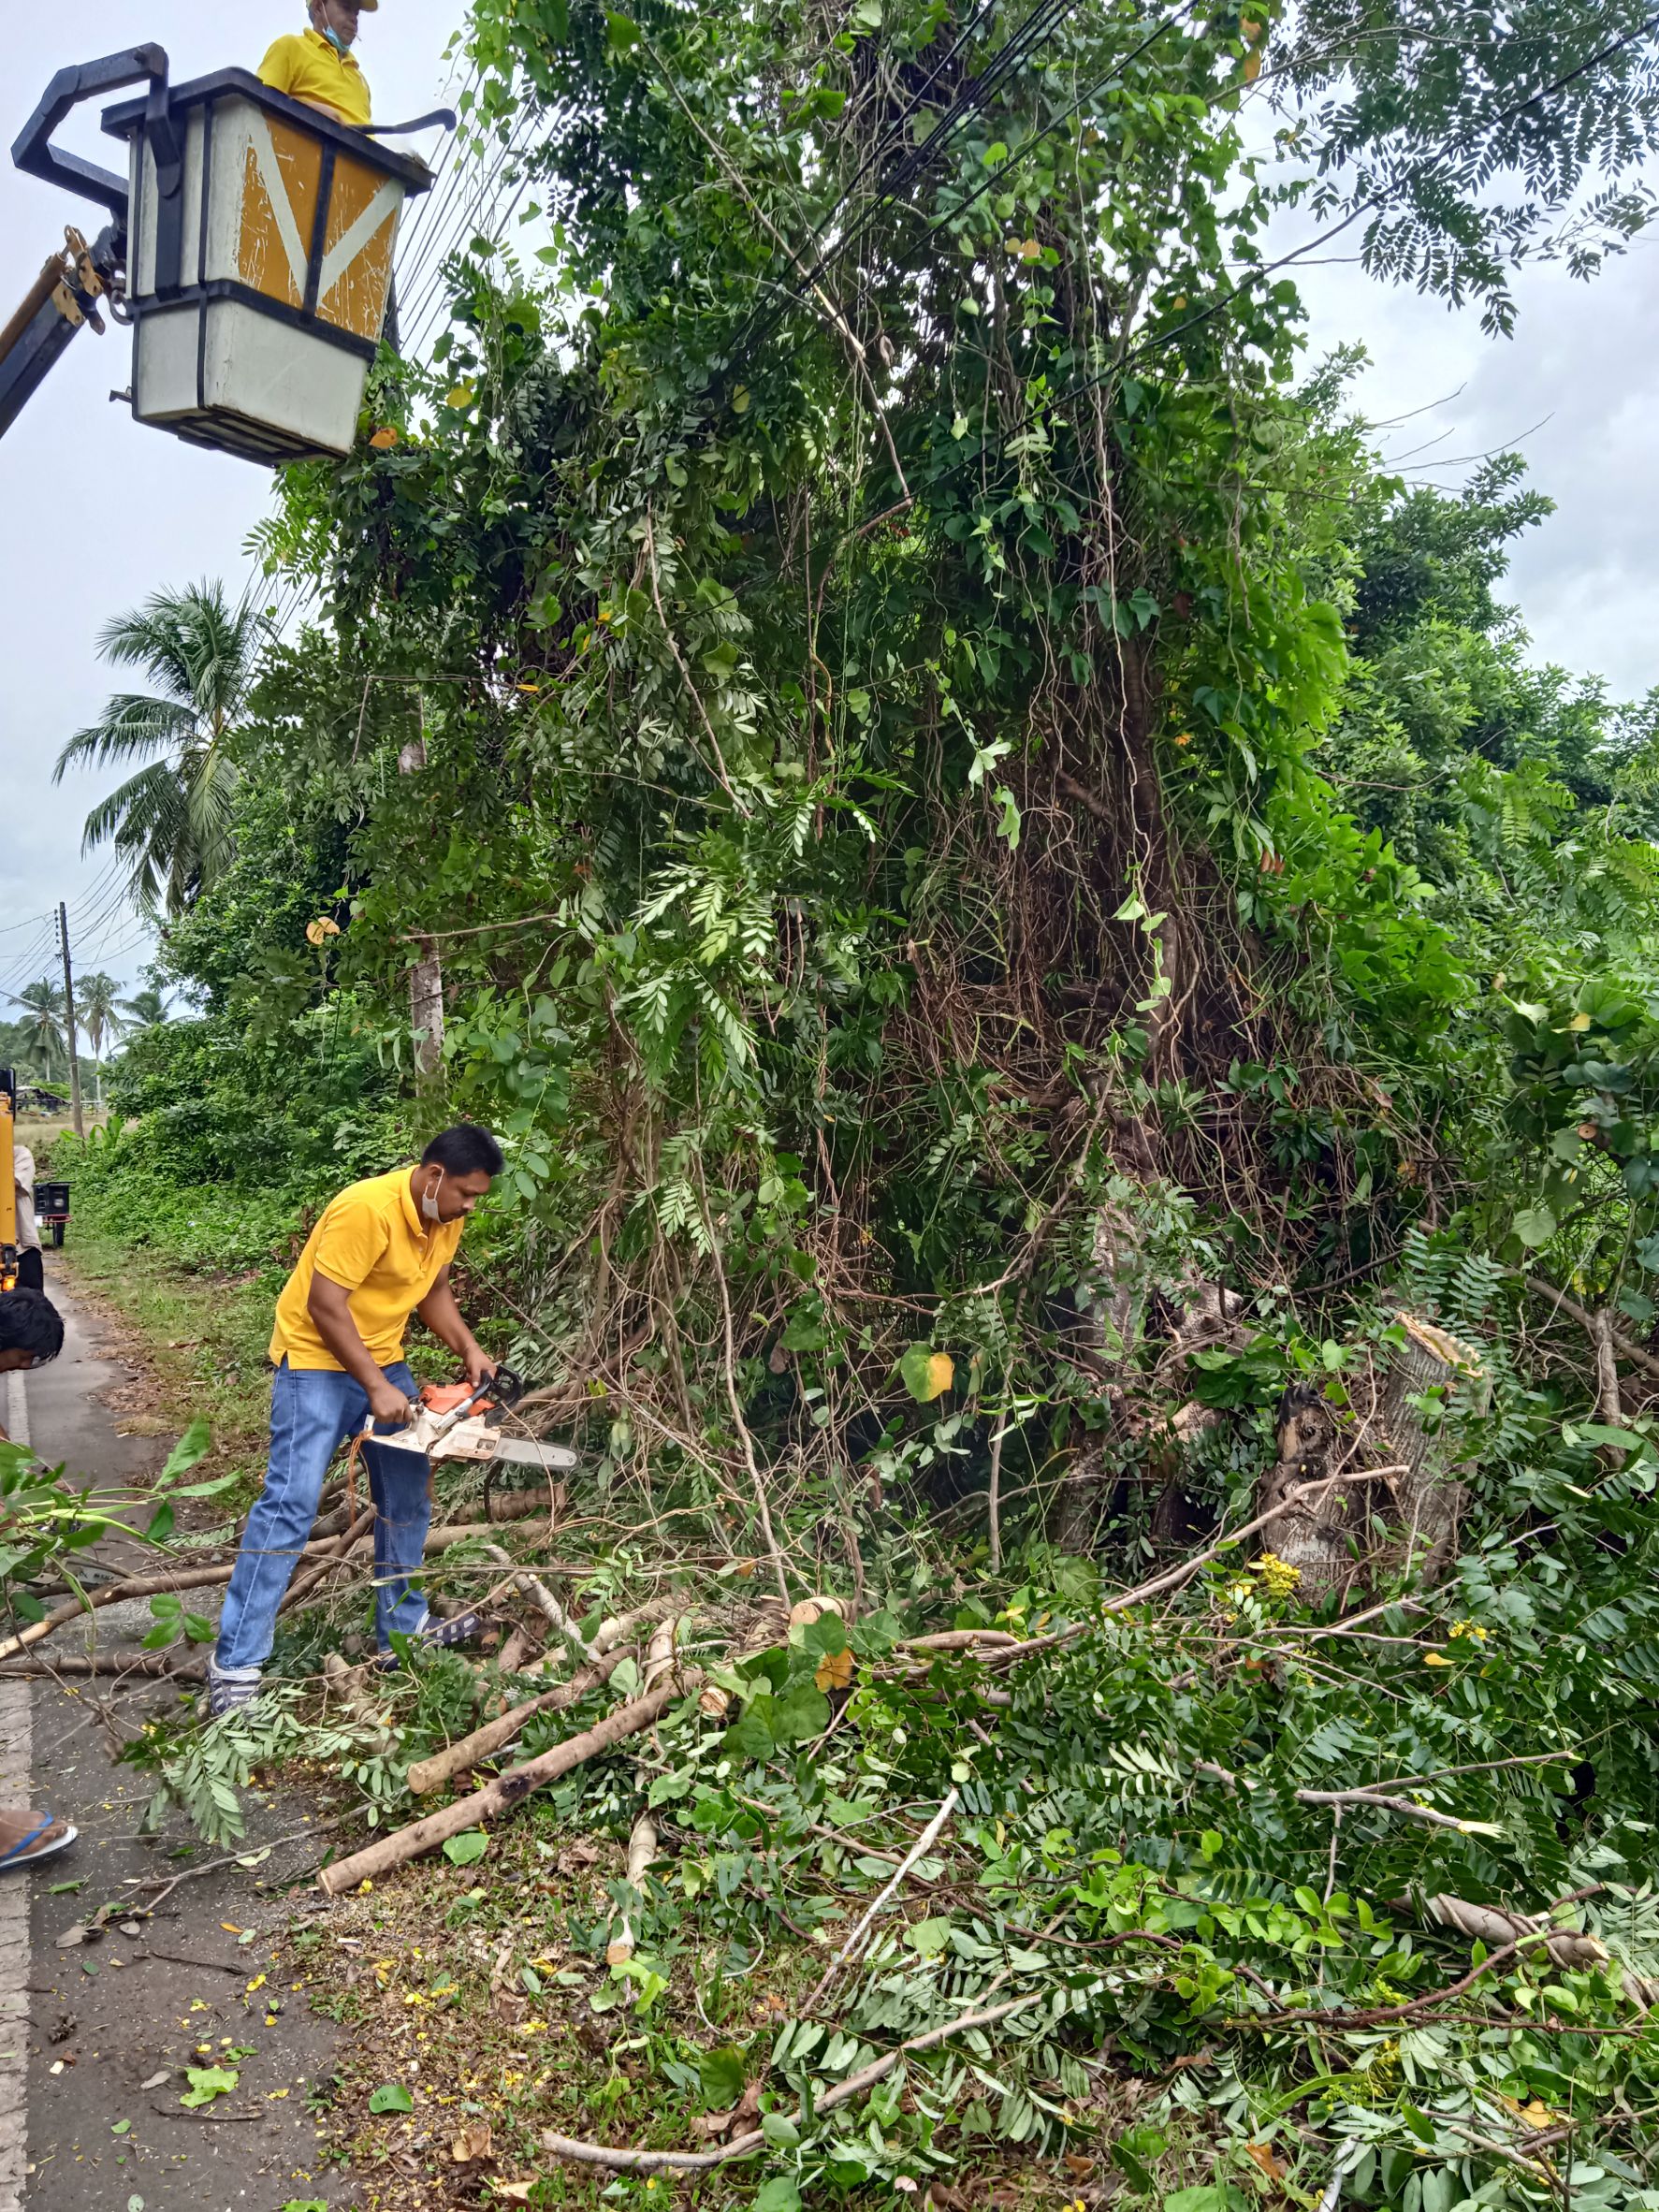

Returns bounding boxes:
[257,29,373,129]
[270,1168,463,1371]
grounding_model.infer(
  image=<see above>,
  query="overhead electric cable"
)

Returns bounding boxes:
[733,0,1091,369]
[880,0,1659,527]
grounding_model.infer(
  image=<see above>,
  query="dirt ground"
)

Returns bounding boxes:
[9,1259,368,2212]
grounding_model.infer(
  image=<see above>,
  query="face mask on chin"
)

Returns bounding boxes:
[319,19,351,55]
[421,1171,444,1225]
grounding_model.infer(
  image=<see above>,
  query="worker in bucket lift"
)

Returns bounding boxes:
[0,1286,78,1868]
[208,1127,503,1719]
[258,0,376,130]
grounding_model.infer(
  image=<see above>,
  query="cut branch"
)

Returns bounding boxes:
[540,1993,1036,2173]
[405,1642,636,1796]
[319,1671,698,1894]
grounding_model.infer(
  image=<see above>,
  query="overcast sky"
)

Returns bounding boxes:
[1,7,1656,1015]
[0,0,461,1014]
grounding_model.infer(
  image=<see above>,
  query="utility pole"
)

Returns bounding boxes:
[57,902,84,1139]
[399,719,444,1082]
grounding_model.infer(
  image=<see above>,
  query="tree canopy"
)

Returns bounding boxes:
[59,1,1659,2202]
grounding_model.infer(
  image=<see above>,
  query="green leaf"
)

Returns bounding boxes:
[754,2183,802,2212]
[1575,976,1641,1029]
[725,1700,777,1763]
[761,2111,802,2147]
[443,1831,489,1867]
[851,0,882,25]
[1164,2193,1223,2212]
[158,1419,212,1483]
[180,2065,238,2107]
[771,1683,831,1743]
[906,1916,953,1956]
[802,1613,848,1659]
[699,2045,745,2108]
[1513,1202,1558,1247]
[604,11,641,56]
[368,2081,415,2115]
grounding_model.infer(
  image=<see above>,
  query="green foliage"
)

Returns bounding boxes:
[54,581,262,917]
[60,1,1659,2202]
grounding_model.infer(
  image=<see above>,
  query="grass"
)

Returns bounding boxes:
[53,1190,278,1509]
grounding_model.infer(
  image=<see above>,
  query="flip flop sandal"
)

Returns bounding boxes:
[0,1816,77,1870]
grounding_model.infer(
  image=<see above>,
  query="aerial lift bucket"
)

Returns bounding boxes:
[10,47,442,465]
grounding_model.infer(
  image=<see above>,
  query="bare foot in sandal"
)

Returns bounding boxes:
[0,1809,77,1869]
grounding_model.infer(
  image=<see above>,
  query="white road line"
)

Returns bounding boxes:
[0,1363,30,2209]
[1,1375,22,1451]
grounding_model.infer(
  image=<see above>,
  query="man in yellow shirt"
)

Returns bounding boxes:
[258,0,376,130]
[210,1125,503,1716]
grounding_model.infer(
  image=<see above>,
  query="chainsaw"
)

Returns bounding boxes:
[366,1365,577,1472]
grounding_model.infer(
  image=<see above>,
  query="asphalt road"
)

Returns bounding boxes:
[7,1260,364,2212]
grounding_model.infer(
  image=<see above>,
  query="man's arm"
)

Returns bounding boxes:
[415,1269,496,1389]
[307,1274,412,1425]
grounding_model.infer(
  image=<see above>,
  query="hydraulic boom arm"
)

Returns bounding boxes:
[0,228,113,439]
[0,45,170,443]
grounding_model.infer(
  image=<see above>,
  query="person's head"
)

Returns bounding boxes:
[0,1288,64,1375]
[307,0,372,52]
[413,1126,505,1225]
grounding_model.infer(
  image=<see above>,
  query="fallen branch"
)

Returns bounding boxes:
[1243,1894,1605,2030]
[806,1786,959,2011]
[405,1640,636,1794]
[983,1466,1407,1669]
[476,1541,588,1662]
[0,1651,205,1681]
[0,1563,250,1665]
[1529,1274,1659,1383]
[541,1993,1036,2173]
[607,1620,679,1966]
[319,1669,699,1893]
[277,1508,377,1619]
[1295,1789,1493,1835]
[897,1629,1022,1655]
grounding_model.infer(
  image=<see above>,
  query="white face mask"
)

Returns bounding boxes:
[421,1169,444,1225]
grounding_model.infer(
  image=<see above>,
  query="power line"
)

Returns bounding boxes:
[400,116,544,353]
[852,0,1659,539]
[733,0,1091,371]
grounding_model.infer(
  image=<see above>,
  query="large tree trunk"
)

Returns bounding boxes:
[1258,1384,1361,1603]
[1256,1311,1487,1603]
[1378,1312,1487,1586]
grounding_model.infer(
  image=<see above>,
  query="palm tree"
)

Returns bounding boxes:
[16,981,65,1081]
[116,986,170,1031]
[53,581,262,917]
[76,972,123,1108]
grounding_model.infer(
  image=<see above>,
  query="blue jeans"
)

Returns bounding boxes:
[214,1360,433,1674]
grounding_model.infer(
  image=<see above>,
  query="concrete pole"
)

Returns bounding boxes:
[57,903,84,1139]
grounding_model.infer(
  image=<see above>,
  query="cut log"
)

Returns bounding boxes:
[484,1483,568,1524]
[319,1671,699,1893]
[404,1640,636,1795]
